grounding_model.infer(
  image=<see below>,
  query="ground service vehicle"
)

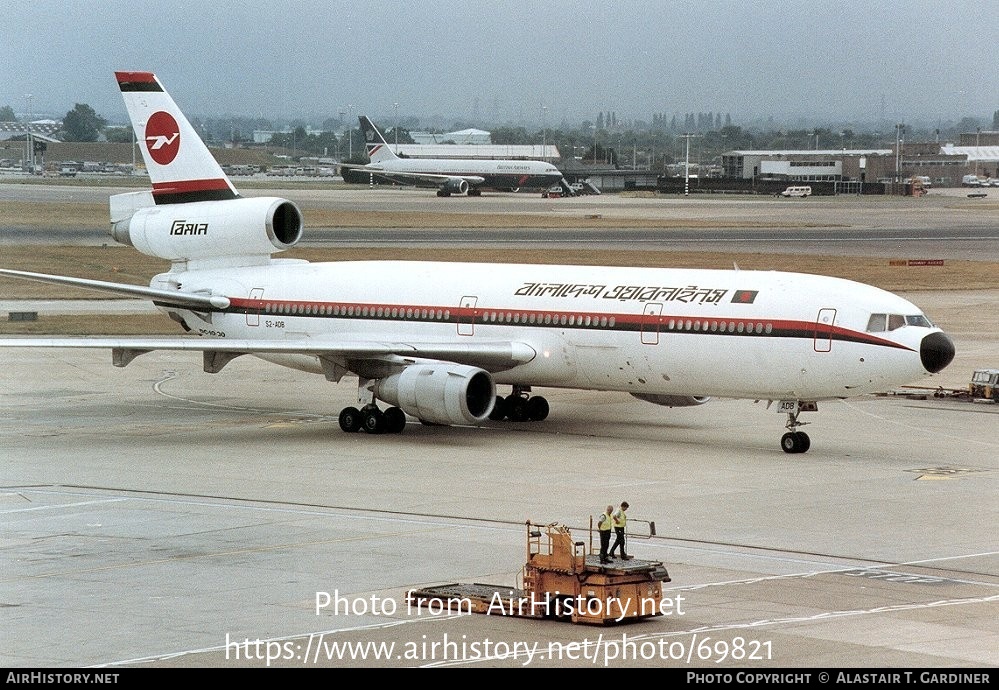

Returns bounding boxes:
[407,520,671,625]
[780,186,812,197]
[969,369,999,401]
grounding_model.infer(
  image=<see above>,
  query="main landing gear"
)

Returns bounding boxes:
[780,402,813,454]
[489,386,550,423]
[339,404,407,434]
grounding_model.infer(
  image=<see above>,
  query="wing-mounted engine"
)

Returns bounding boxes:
[109,193,303,266]
[373,363,495,425]
[631,393,711,407]
[442,178,469,195]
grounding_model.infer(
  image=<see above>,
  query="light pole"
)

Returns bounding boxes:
[541,105,547,163]
[685,134,691,195]
[975,127,981,177]
[347,104,353,160]
[894,123,905,182]
[680,133,701,196]
[24,94,32,170]
[338,109,345,161]
[393,102,399,152]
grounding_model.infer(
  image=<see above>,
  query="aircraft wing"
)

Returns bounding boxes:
[389,172,487,186]
[0,336,537,378]
[0,269,230,309]
[348,165,486,187]
[0,268,535,375]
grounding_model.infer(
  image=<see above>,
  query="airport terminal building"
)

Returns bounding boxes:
[722,136,999,188]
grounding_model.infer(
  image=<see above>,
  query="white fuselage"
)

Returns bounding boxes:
[154,260,939,401]
[362,157,563,189]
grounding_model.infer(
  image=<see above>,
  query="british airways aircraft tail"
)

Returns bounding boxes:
[358,115,400,164]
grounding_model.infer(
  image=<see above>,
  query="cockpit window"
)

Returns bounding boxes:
[867,313,932,332]
[866,314,887,332]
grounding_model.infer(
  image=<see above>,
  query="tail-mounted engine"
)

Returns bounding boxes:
[110,194,303,263]
[374,363,495,425]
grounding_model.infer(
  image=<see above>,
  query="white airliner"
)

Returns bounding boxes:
[348,115,567,196]
[0,71,956,454]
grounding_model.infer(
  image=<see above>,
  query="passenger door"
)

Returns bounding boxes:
[458,296,478,336]
[641,303,662,345]
[814,308,836,352]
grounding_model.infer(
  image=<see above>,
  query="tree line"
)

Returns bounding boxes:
[3,102,998,170]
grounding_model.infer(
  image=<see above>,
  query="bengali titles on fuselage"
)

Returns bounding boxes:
[515,282,729,305]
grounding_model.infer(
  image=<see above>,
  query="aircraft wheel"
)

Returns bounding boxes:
[780,431,810,454]
[362,408,385,434]
[383,407,407,434]
[488,395,507,421]
[526,396,550,421]
[781,432,797,453]
[506,395,528,422]
[796,431,811,453]
[339,407,362,433]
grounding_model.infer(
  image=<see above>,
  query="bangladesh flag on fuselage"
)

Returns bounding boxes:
[731,290,758,304]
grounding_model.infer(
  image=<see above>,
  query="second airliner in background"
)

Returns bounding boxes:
[345,115,568,197]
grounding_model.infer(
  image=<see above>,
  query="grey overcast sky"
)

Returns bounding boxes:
[2,0,997,127]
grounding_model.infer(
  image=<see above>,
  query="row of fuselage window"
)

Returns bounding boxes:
[260,302,776,334]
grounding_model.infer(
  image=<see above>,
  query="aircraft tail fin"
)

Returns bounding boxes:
[358,115,399,163]
[115,71,238,204]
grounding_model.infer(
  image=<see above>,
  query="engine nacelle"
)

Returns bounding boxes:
[374,363,495,425]
[631,393,711,407]
[442,178,469,195]
[110,196,302,261]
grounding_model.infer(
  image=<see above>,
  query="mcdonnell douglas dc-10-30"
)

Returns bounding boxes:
[0,71,956,453]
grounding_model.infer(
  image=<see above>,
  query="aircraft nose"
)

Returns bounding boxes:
[920,331,955,373]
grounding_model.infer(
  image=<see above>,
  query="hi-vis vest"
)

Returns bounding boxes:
[598,512,613,531]
[613,509,627,529]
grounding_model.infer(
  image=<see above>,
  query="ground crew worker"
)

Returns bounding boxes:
[609,501,630,560]
[597,504,614,564]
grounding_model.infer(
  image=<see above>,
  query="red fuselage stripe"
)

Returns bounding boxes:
[216,297,914,352]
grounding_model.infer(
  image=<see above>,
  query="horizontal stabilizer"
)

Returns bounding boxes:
[0,269,230,309]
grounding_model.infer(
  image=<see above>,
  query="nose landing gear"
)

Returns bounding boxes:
[781,430,811,454]
[778,400,816,454]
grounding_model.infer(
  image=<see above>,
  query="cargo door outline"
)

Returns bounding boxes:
[814,308,836,352]
[247,288,264,326]
[458,295,478,336]
[641,303,662,345]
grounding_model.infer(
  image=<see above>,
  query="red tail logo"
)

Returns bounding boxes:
[145,111,180,165]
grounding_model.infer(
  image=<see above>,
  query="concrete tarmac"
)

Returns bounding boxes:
[1,187,997,669]
[2,341,997,668]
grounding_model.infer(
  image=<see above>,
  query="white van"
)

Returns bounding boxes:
[780,185,811,198]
